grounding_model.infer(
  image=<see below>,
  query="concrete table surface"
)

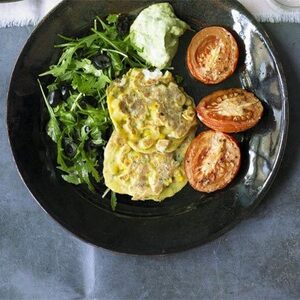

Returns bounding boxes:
[0,24,299,300]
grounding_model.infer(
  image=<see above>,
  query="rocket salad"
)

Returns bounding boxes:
[39,14,148,193]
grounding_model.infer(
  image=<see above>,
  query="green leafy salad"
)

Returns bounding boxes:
[39,14,147,195]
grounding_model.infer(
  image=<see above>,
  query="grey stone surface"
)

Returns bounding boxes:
[0,23,299,299]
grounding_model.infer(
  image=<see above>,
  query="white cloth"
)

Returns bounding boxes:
[0,0,61,27]
[0,0,299,27]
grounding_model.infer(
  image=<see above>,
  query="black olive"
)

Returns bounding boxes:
[79,100,87,109]
[60,83,72,101]
[92,54,111,69]
[84,139,99,153]
[80,96,98,108]
[63,140,77,158]
[47,90,62,107]
[117,14,132,37]
[84,126,90,134]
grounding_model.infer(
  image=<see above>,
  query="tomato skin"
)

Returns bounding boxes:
[184,130,241,193]
[187,26,239,85]
[197,88,264,133]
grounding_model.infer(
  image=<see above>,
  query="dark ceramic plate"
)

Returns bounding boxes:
[7,0,288,254]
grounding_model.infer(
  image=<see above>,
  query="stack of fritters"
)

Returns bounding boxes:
[103,68,197,201]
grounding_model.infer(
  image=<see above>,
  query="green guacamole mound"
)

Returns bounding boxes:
[130,3,189,69]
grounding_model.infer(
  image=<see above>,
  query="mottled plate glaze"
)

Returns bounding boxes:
[7,0,288,254]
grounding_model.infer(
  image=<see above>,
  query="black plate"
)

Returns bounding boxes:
[7,0,288,254]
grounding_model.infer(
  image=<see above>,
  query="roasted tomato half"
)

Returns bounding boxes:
[187,26,239,84]
[197,88,264,133]
[184,130,241,193]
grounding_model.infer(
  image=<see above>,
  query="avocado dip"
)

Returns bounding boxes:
[130,3,189,69]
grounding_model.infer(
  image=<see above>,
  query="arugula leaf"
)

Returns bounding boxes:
[38,80,61,143]
[71,73,110,95]
[106,14,119,24]
[47,118,61,143]
[107,51,123,77]
[62,174,82,185]
[111,191,117,211]
[40,47,78,78]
